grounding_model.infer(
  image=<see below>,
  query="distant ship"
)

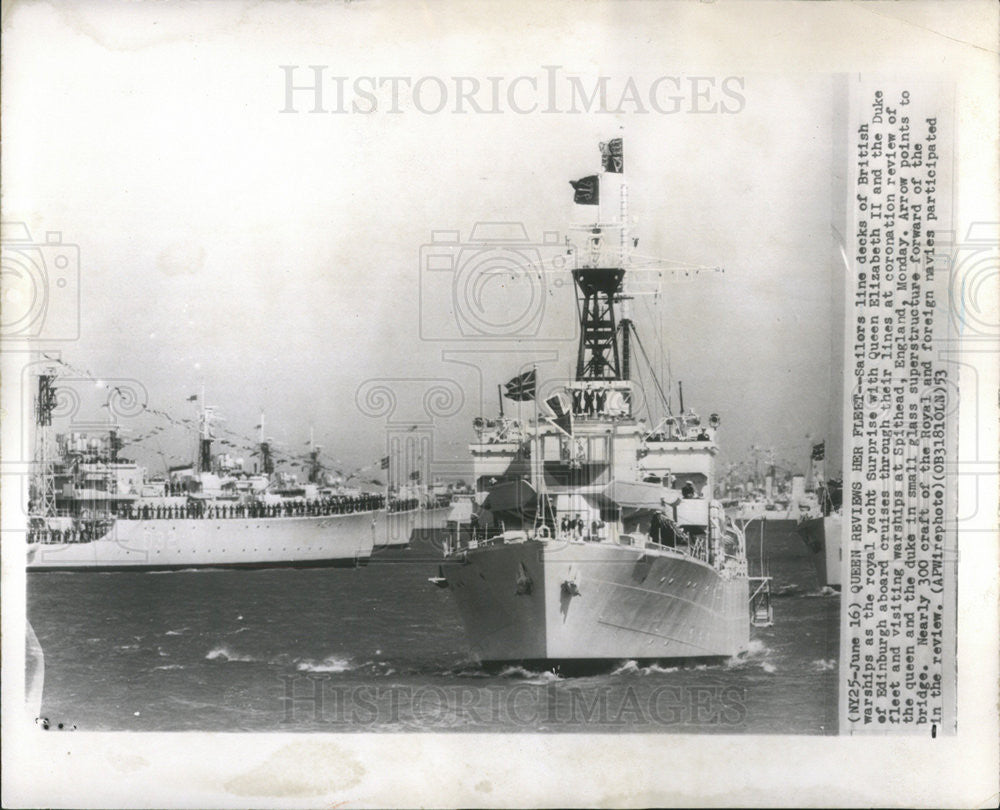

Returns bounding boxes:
[25,374,423,572]
[729,498,793,521]
[434,139,772,669]
[796,467,843,589]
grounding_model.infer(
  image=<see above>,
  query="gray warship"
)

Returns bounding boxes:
[436,139,772,669]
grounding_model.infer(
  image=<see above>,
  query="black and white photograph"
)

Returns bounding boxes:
[2,1,997,807]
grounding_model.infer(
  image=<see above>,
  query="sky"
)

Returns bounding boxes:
[4,1,846,482]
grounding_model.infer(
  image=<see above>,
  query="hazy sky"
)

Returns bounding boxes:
[5,1,845,481]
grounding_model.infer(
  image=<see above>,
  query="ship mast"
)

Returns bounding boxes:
[572,139,630,382]
[619,181,633,381]
[33,371,59,517]
[307,426,323,484]
[257,410,274,476]
[195,386,214,474]
[566,139,723,423]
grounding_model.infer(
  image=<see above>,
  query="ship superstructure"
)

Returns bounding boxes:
[438,139,771,667]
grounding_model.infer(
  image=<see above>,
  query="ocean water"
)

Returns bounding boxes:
[27,521,838,734]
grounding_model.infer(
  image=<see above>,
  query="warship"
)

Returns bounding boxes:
[435,139,772,669]
[25,373,421,571]
[796,442,843,589]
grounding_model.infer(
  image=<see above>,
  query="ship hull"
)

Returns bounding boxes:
[445,540,749,663]
[374,505,451,549]
[797,513,842,588]
[27,511,380,572]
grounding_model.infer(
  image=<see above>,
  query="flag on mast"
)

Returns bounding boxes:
[503,369,536,401]
[600,138,623,173]
[810,442,825,461]
[543,392,573,437]
[569,175,599,205]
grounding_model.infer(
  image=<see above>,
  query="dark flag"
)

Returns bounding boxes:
[187,394,198,402]
[409,470,421,481]
[569,175,599,205]
[811,442,825,461]
[600,138,623,173]
[503,369,536,401]
[380,455,390,470]
[544,393,573,437]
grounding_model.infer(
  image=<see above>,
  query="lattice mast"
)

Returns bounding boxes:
[572,138,632,382]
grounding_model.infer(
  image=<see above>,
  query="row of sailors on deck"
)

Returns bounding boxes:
[115,494,390,521]
[570,387,630,418]
[31,526,103,545]
[645,428,713,442]
[559,514,606,540]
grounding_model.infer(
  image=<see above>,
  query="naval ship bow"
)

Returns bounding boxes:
[437,138,772,669]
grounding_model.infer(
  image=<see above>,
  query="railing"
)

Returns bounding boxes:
[28,518,115,545]
[441,517,750,578]
[28,494,420,533]
[116,495,388,520]
[442,525,507,556]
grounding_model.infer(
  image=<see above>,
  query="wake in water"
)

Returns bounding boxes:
[610,660,680,676]
[724,638,776,672]
[204,647,401,675]
[205,645,257,663]
[294,655,354,673]
[440,661,495,679]
[803,586,840,598]
[811,658,837,671]
[497,665,562,684]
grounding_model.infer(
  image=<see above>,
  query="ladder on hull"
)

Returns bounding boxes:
[748,576,773,627]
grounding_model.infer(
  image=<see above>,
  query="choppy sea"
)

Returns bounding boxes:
[27,521,838,734]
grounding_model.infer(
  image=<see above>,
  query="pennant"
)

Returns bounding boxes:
[503,369,536,401]
[569,175,599,205]
[600,138,623,173]
[811,442,825,461]
[544,392,573,437]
